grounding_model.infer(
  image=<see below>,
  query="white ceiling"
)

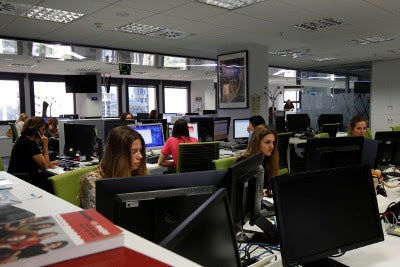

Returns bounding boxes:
[0,0,399,80]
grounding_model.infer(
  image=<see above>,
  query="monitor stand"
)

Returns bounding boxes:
[302,257,349,267]
[250,215,280,245]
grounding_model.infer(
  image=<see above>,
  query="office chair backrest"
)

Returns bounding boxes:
[48,165,98,206]
[212,156,238,170]
[277,131,292,170]
[320,123,340,137]
[314,132,329,138]
[390,126,400,131]
[8,122,19,143]
[0,153,4,171]
[177,142,220,173]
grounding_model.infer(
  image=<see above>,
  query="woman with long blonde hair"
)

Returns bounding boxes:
[79,126,149,209]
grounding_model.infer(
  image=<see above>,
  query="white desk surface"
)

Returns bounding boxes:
[1,171,200,267]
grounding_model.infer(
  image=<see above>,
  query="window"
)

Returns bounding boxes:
[32,77,74,117]
[163,82,190,113]
[101,85,119,117]
[127,85,156,115]
[283,90,301,110]
[0,75,23,120]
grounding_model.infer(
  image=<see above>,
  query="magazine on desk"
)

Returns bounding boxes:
[0,209,123,266]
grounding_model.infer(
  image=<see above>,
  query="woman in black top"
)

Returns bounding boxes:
[8,117,59,189]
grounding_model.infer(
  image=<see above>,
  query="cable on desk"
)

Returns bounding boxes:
[239,242,280,265]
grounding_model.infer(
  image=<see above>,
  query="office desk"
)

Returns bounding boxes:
[1,171,200,267]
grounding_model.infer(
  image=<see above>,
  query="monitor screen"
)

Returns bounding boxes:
[214,117,231,141]
[162,113,178,123]
[273,165,384,266]
[374,131,400,166]
[159,188,241,267]
[286,114,310,133]
[103,119,137,142]
[202,110,217,115]
[95,170,229,243]
[136,112,149,120]
[65,74,98,93]
[138,119,168,142]
[188,116,214,142]
[304,136,364,171]
[168,122,199,140]
[132,123,164,150]
[233,118,249,139]
[63,123,96,160]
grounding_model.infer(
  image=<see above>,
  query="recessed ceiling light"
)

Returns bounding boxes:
[9,63,37,68]
[115,23,163,35]
[196,0,265,10]
[269,49,307,58]
[311,57,339,62]
[22,6,84,23]
[294,17,344,31]
[350,36,394,45]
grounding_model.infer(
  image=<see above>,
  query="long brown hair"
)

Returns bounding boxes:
[241,124,279,179]
[99,126,149,177]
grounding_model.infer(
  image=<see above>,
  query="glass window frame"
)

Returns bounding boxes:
[124,78,160,115]
[162,80,191,114]
[102,77,123,118]
[0,72,25,122]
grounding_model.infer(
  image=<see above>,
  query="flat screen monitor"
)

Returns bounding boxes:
[304,136,364,171]
[132,123,164,150]
[273,165,384,266]
[162,113,178,123]
[136,112,149,120]
[202,109,217,115]
[65,74,98,93]
[103,119,137,142]
[168,122,199,140]
[214,117,231,141]
[317,114,344,129]
[138,119,168,141]
[286,113,310,133]
[63,123,96,160]
[233,118,249,140]
[159,188,241,267]
[95,170,229,243]
[188,116,214,142]
[375,131,400,167]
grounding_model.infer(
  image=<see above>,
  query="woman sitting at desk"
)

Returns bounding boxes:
[79,126,149,209]
[45,117,59,138]
[8,117,60,190]
[239,124,279,197]
[158,119,198,172]
[348,115,367,137]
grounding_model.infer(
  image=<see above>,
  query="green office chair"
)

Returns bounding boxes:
[0,154,4,171]
[391,126,400,131]
[177,142,220,173]
[212,156,238,170]
[48,165,98,206]
[314,132,329,138]
[320,123,340,137]
[277,132,292,175]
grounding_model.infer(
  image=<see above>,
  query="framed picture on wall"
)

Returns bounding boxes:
[217,51,248,109]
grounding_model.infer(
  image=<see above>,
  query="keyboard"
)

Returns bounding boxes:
[147,155,159,164]
[59,159,80,168]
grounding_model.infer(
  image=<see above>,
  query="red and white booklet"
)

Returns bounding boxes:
[0,209,123,267]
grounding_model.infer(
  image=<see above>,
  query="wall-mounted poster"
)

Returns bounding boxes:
[217,51,248,109]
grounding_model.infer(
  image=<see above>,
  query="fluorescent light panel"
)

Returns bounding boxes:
[294,17,344,31]
[196,0,265,10]
[311,57,339,62]
[350,36,394,45]
[115,23,163,35]
[22,6,83,23]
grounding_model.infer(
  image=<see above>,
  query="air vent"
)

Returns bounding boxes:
[0,1,32,16]
[148,29,190,39]
[9,63,37,68]
[77,68,101,72]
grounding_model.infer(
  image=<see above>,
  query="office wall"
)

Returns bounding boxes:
[75,93,102,118]
[191,79,215,112]
[371,59,400,135]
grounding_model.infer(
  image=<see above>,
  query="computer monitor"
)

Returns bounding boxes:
[95,170,229,243]
[317,113,344,130]
[63,123,96,160]
[227,153,278,243]
[131,123,164,150]
[167,122,199,140]
[103,119,137,142]
[273,164,384,266]
[233,118,249,140]
[159,188,241,267]
[162,113,178,123]
[214,117,231,141]
[374,131,400,166]
[136,112,149,120]
[185,112,199,116]
[138,119,168,141]
[304,136,364,171]
[286,113,310,133]
[188,116,214,142]
[202,109,217,115]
